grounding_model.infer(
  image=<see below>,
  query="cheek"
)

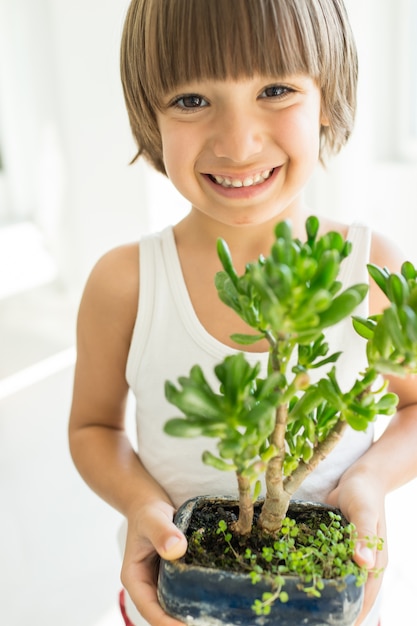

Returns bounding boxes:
[281,112,321,159]
[160,134,183,179]
[159,125,195,175]
[160,132,200,198]
[156,117,180,175]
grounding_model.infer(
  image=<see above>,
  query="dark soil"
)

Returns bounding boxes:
[183,500,345,576]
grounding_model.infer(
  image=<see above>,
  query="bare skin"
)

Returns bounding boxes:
[69,76,417,625]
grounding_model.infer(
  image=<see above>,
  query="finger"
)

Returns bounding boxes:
[354,577,382,626]
[354,555,386,626]
[346,504,382,569]
[354,511,387,570]
[127,583,185,625]
[122,555,185,626]
[354,538,376,568]
[144,505,188,560]
[353,514,387,625]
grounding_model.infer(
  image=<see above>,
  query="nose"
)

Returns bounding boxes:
[210,106,264,163]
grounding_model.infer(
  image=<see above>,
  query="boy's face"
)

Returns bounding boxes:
[156,74,327,227]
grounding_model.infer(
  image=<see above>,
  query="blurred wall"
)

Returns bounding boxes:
[0,0,152,295]
[308,0,417,262]
[0,0,416,292]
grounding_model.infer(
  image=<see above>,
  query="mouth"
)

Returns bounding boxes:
[207,168,275,189]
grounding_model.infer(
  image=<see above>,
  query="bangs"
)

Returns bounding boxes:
[141,0,325,105]
[121,0,357,172]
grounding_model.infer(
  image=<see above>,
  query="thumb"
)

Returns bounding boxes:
[354,537,376,569]
[351,510,380,570]
[146,504,188,561]
[161,532,188,560]
[345,505,379,570]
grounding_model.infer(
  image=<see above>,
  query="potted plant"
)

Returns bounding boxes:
[158,216,417,625]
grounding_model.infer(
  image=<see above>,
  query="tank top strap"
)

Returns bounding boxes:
[340,223,372,287]
[126,228,171,386]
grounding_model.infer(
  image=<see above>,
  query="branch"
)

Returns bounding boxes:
[283,420,348,497]
[231,473,254,535]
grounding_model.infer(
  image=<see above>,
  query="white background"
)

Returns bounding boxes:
[0,1,416,625]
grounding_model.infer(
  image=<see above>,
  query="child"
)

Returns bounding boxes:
[68,1,417,625]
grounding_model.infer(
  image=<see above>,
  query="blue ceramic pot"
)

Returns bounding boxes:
[158,496,364,626]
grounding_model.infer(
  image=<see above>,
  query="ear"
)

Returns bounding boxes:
[320,108,330,127]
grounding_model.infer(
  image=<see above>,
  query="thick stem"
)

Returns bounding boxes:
[283,420,349,497]
[258,404,289,533]
[231,473,254,536]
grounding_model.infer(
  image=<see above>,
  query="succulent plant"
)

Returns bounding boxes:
[165,216,417,535]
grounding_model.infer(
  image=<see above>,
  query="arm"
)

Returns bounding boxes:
[68,246,187,625]
[328,389,417,625]
[328,231,417,625]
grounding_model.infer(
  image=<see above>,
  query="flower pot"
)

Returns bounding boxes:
[158,496,364,626]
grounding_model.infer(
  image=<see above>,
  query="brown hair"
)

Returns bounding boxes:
[120,0,358,174]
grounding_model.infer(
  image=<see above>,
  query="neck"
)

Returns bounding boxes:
[174,205,311,267]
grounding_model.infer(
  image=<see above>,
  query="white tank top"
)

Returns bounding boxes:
[126,224,373,510]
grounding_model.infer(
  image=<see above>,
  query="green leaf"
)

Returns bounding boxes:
[387,273,409,306]
[202,451,235,472]
[383,307,407,352]
[218,439,243,459]
[230,333,265,345]
[367,264,390,296]
[372,358,413,377]
[289,385,324,419]
[217,238,238,285]
[352,316,376,340]
[164,418,204,438]
[215,272,242,314]
[403,306,417,343]
[372,319,391,359]
[305,215,319,244]
[401,260,417,281]
[308,288,333,312]
[243,402,276,430]
[375,392,399,414]
[274,219,293,241]
[345,411,372,431]
[252,480,262,501]
[310,250,340,290]
[310,351,342,369]
[318,284,368,329]
[317,376,343,410]
[164,381,221,420]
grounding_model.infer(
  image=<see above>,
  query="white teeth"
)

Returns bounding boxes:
[212,169,273,188]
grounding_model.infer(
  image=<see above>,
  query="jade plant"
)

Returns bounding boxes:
[164,216,417,540]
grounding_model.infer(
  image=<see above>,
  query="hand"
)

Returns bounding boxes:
[121,500,188,625]
[327,472,387,626]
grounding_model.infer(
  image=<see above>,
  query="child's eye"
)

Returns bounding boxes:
[260,85,294,99]
[170,94,209,110]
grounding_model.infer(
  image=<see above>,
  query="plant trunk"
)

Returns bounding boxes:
[258,412,349,534]
[257,484,291,533]
[231,473,254,535]
[258,404,290,533]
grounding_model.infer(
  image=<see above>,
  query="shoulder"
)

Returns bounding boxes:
[369,229,404,273]
[83,242,139,306]
[78,243,140,347]
[71,243,141,424]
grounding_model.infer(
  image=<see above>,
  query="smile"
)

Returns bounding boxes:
[208,168,275,188]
